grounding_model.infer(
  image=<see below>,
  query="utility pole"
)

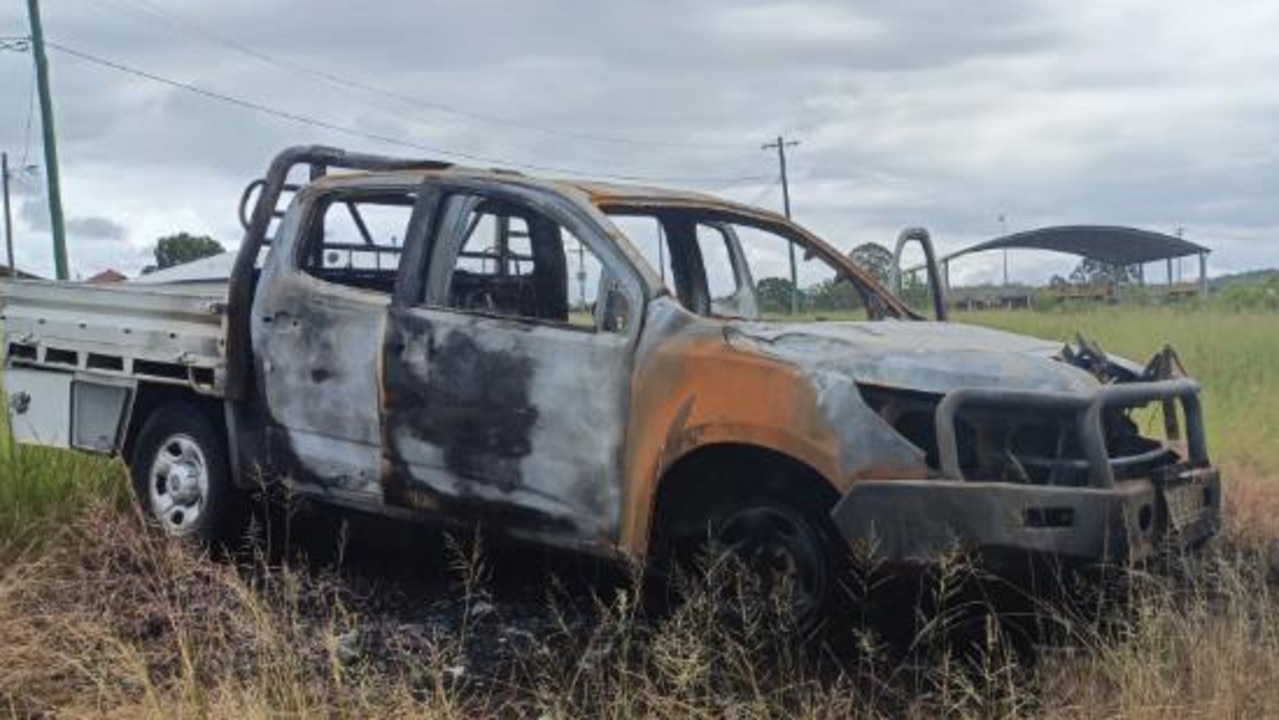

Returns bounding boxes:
[2,153,13,273]
[762,135,800,314]
[27,0,69,280]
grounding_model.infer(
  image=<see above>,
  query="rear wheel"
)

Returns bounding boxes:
[130,403,246,546]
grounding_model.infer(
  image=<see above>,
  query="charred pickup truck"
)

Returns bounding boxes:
[2,146,1220,616]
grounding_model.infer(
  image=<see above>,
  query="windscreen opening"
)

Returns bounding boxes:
[604,207,886,322]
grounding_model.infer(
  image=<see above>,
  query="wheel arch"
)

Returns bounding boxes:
[122,384,226,466]
[644,442,842,562]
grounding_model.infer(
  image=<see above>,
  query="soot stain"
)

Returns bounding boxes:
[384,311,540,494]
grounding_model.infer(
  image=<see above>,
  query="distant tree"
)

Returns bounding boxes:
[756,276,798,314]
[805,278,863,312]
[899,270,932,310]
[1050,274,1069,287]
[151,232,224,271]
[848,242,894,285]
[1068,257,1139,286]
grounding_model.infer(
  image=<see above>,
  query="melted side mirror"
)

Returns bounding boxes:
[890,227,949,321]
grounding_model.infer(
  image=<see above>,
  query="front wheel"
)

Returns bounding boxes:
[709,498,848,629]
[130,403,246,546]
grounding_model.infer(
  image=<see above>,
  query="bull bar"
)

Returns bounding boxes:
[831,378,1220,566]
[934,378,1207,487]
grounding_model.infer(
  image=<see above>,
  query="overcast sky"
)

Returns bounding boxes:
[1,0,1277,283]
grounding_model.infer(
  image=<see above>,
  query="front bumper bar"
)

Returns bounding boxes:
[831,378,1220,566]
[830,465,1220,566]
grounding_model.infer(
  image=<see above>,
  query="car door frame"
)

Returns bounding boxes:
[250,180,429,505]
[382,177,651,551]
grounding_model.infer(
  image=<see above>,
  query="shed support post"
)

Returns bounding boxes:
[1166,258,1173,287]
[1199,252,1208,298]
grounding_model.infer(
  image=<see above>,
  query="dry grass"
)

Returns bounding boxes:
[3,306,1279,717]
[0,484,1277,718]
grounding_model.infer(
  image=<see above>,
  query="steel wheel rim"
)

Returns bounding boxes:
[716,506,826,619]
[147,434,209,535]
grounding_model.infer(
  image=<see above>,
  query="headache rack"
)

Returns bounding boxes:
[935,378,1207,488]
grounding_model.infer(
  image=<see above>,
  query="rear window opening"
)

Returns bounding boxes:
[297,190,415,295]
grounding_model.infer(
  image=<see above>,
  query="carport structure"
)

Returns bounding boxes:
[941,225,1211,301]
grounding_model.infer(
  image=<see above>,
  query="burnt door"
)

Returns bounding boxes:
[382,191,641,545]
[252,187,421,501]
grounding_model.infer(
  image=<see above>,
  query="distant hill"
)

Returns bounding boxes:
[1211,268,1279,290]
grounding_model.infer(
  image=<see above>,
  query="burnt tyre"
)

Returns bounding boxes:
[709,497,849,631]
[130,403,247,546]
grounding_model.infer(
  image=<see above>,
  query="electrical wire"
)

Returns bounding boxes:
[46,40,772,186]
[740,175,782,208]
[99,0,749,152]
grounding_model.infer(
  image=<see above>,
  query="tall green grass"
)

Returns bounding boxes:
[959,307,1279,468]
[0,417,126,558]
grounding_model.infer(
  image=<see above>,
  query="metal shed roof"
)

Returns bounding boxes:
[946,225,1210,265]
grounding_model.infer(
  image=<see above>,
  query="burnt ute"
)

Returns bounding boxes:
[2,146,1221,595]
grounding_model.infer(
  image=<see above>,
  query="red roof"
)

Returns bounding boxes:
[86,268,128,284]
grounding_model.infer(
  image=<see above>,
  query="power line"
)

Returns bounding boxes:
[0,36,36,166]
[98,0,748,152]
[46,41,772,186]
[739,175,782,207]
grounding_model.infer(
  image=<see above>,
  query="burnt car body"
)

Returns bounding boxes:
[3,146,1220,594]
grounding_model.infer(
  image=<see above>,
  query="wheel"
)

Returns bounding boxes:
[709,497,848,628]
[130,403,246,546]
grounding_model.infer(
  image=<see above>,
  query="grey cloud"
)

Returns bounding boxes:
[0,0,1275,280]
[20,198,126,241]
[66,215,126,240]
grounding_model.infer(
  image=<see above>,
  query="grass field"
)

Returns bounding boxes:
[1,305,1277,716]
[963,306,1279,469]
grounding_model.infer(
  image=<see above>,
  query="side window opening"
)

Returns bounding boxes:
[431,197,628,333]
[299,191,414,294]
[609,214,676,293]
[695,223,754,317]
[604,207,869,321]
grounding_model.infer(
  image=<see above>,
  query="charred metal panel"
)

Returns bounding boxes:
[252,257,388,496]
[384,309,536,492]
[383,307,632,541]
[729,320,1100,395]
[807,370,927,478]
[619,298,935,558]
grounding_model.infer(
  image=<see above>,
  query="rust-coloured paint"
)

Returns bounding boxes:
[619,327,848,559]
